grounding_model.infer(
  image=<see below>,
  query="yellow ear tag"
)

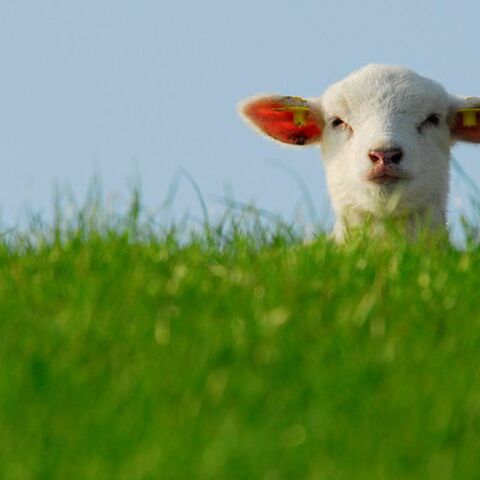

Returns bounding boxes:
[274,97,311,127]
[458,108,480,127]
[287,106,311,126]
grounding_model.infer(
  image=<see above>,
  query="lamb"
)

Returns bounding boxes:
[238,64,480,240]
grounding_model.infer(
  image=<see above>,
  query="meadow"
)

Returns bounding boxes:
[1,189,480,480]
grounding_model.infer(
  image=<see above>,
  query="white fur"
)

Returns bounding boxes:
[239,64,480,241]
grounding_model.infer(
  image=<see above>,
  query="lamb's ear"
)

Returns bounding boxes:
[238,94,323,146]
[450,96,480,143]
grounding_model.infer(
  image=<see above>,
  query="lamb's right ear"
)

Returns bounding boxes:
[450,96,480,143]
[238,94,324,146]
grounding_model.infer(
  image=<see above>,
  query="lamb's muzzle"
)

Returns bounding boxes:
[368,148,404,165]
[238,64,480,240]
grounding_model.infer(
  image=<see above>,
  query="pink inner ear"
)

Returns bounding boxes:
[244,98,322,145]
[451,111,480,143]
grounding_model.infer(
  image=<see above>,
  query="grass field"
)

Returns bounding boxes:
[2,196,480,480]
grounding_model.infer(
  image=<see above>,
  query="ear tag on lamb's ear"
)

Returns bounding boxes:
[458,98,480,127]
[458,108,480,127]
[274,96,311,127]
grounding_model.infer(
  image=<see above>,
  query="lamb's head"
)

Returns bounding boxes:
[238,64,480,239]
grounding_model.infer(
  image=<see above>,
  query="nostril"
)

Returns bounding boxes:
[368,151,384,163]
[389,150,403,164]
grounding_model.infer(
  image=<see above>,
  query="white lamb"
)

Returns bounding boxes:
[238,64,480,240]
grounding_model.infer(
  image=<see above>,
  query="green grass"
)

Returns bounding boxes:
[2,200,480,480]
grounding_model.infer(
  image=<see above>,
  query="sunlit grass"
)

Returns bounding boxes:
[1,189,480,479]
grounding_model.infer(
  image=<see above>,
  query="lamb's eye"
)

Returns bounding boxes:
[331,117,345,128]
[424,113,440,126]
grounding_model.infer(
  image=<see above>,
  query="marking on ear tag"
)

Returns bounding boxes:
[274,97,311,127]
[458,108,480,127]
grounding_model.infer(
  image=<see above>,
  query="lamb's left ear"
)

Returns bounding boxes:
[450,97,480,143]
[238,94,323,146]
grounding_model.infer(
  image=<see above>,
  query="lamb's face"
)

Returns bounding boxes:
[319,65,452,217]
[239,63,480,235]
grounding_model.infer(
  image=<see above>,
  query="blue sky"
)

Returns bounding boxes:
[1,0,479,233]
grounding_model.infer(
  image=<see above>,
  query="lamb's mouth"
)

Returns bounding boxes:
[369,174,405,185]
[367,170,410,185]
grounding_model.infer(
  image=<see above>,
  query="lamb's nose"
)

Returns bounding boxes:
[368,148,404,165]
